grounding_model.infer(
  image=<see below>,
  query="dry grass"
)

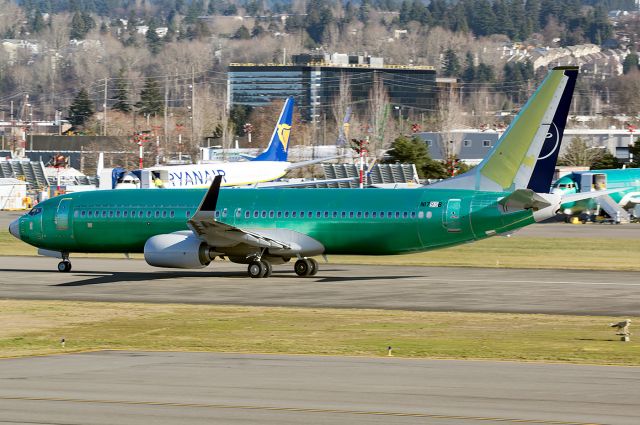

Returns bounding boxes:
[1,301,638,365]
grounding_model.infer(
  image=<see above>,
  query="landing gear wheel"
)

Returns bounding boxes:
[57,260,72,273]
[248,260,266,278]
[308,258,319,276]
[262,261,273,278]
[294,259,312,277]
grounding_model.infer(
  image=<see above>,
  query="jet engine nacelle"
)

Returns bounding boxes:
[144,231,213,269]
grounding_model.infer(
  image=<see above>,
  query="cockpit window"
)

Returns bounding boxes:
[28,207,42,216]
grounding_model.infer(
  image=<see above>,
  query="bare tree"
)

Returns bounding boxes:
[436,84,465,160]
[366,73,394,157]
[332,73,352,146]
[557,136,605,167]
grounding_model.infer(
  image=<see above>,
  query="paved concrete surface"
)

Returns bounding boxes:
[0,256,638,316]
[0,351,637,425]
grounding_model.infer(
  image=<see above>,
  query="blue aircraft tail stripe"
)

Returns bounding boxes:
[252,97,295,162]
[527,67,579,193]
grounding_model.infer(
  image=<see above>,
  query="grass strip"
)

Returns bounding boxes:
[1,300,637,365]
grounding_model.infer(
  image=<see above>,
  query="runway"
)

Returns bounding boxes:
[0,256,638,315]
[0,351,636,425]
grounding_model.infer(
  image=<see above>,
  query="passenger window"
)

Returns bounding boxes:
[261,211,267,218]
[74,210,79,218]
[81,210,86,217]
[269,211,274,218]
[332,211,337,218]
[300,211,305,217]
[341,212,346,218]
[146,211,151,218]
[349,212,354,218]
[277,211,282,218]
[236,209,242,218]
[170,211,175,218]
[308,211,313,218]
[364,211,369,218]
[108,210,114,217]
[372,211,377,218]
[186,211,191,218]
[316,211,321,218]
[117,211,121,217]
[245,210,251,218]
[284,211,289,218]
[324,211,329,218]
[292,211,297,218]
[162,211,167,218]
[155,211,160,218]
[411,211,416,218]
[395,212,400,218]
[403,212,408,218]
[254,211,259,218]
[88,211,93,217]
[387,211,392,218]
[418,211,424,218]
[102,211,107,217]
[214,211,220,218]
[222,208,228,218]
[123,211,128,217]
[357,211,362,218]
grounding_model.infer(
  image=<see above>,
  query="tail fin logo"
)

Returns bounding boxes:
[538,122,560,160]
[277,123,291,151]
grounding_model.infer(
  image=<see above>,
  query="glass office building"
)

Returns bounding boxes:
[228,56,436,122]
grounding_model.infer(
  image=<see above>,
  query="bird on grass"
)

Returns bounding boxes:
[609,319,631,335]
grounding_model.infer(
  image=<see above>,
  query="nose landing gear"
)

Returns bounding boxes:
[57,253,72,272]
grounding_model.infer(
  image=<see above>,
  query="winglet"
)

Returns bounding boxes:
[197,175,223,213]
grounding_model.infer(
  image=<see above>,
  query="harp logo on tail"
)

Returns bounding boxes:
[277,123,291,151]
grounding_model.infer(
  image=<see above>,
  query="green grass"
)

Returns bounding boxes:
[2,230,639,270]
[1,300,638,365]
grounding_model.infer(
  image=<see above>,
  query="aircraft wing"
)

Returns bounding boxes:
[186,176,292,250]
[285,155,349,171]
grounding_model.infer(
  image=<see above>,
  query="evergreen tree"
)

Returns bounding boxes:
[68,88,94,126]
[630,137,640,168]
[442,49,461,78]
[306,0,334,45]
[591,151,621,170]
[136,77,163,116]
[111,70,131,113]
[251,23,266,38]
[233,25,251,39]
[472,0,496,36]
[462,52,475,83]
[146,19,162,54]
[69,11,87,39]
[622,52,639,74]
[384,135,447,179]
[525,0,541,34]
[30,10,45,33]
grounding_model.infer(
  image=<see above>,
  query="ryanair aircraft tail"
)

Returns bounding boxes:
[252,96,295,162]
[431,66,579,193]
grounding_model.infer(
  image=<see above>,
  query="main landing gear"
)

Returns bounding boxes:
[294,258,318,277]
[247,259,273,278]
[57,253,72,273]
[246,257,319,278]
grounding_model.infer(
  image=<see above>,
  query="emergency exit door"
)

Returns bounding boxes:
[443,199,462,232]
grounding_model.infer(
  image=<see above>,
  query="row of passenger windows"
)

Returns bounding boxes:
[73,208,428,220]
[75,209,186,219]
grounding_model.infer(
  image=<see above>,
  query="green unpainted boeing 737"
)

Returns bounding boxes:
[8,66,612,278]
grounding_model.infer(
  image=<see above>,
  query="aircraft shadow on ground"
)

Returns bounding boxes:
[0,268,417,286]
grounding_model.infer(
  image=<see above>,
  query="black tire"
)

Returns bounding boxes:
[308,258,319,276]
[262,261,273,278]
[248,261,265,278]
[294,259,310,277]
[57,261,71,273]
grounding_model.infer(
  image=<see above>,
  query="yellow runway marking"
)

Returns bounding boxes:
[0,395,606,425]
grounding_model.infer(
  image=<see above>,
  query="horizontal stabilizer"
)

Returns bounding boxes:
[561,188,625,205]
[499,189,553,212]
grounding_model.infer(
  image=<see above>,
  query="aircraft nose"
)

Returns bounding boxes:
[8,219,20,240]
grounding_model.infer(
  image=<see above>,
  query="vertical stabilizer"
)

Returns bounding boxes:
[252,96,295,162]
[431,66,578,192]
